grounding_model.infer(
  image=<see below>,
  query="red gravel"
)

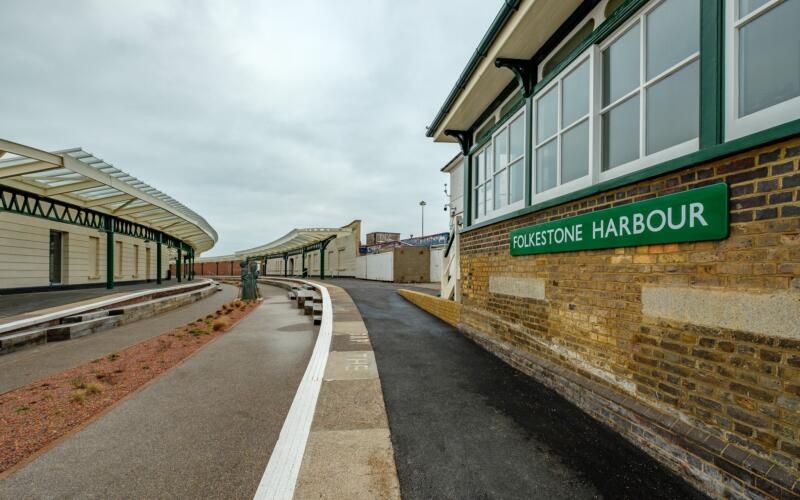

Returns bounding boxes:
[0,299,259,474]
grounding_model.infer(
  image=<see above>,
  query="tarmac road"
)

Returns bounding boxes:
[0,285,316,499]
[335,278,707,500]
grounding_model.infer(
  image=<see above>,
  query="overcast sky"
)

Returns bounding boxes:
[0,0,499,256]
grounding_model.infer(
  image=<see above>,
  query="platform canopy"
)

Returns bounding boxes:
[0,138,217,252]
[235,227,345,259]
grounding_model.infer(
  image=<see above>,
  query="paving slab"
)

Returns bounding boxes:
[324,351,378,381]
[0,285,316,499]
[330,333,373,352]
[294,428,400,500]
[312,379,389,432]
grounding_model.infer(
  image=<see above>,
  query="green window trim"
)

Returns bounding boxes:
[461,118,800,235]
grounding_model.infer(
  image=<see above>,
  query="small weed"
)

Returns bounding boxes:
[91,358,101,364]
[212,318,229,331]
[141,363,150,370]
[95,372,107,381]
[70,391,86,404]
[107,353,119,362]
[15,405,30,413]
[205,314,214,320]
[215,309,223,315]
[70,377,86,390]
[85,383,103,395]
[189,328,208,337]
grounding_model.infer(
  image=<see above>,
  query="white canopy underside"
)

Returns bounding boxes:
[235,228,345,258]
[0,139,217,253]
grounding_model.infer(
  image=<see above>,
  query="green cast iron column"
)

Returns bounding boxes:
[105,215,115,290]
[283,253,288,277]
[156,232,162,284]
[302,247,307,278]
[177,244,182,283]
[320,245,325,280]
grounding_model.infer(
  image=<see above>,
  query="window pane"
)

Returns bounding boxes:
[485,179,493,213]
[536,87,558,143]
[494,130,508,171]
[475,152,483,184]
[562,120,590,184]
[477,186,485,216]
[509,115,525,160]
[603,22,640,106]
[739,0,770,18]
[485,144,493,174]
[494,170,507,209]
[562,60,590,126]
[509,160,524,203]
[646,0,699,79]
[536,139,558,193]
[739,0,800,117]
[646,60,699,154]
[602,94,640,170]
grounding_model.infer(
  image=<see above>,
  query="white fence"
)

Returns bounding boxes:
[355,252,394,281]
[429,247,443,283]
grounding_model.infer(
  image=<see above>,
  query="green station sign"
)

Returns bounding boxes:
[510,183,729,256]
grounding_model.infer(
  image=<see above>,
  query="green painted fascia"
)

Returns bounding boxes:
[461,119,800,235]
[425,0,522,138]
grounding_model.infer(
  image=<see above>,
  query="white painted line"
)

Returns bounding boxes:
[0,279,214,335]
[254,280,333,500]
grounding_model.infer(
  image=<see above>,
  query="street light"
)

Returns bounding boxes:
[419,200,427,236]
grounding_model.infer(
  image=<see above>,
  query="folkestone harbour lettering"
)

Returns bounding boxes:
[510,183,729,256]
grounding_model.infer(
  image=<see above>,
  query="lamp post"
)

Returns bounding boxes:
[419,200,427,236]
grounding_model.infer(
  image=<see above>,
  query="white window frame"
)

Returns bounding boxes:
[472,107,526,223]
[532,53,596,203]
[596,0,700,183]
[725,0,800,140]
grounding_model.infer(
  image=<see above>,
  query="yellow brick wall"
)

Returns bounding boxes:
[397,289,462,327]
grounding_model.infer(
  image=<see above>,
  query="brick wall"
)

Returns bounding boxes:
[397,289,462,327]
[459,135,800,499]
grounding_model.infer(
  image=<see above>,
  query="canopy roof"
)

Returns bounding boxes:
[0,138,217,252]
[427,0,582,142]
[235,227,346,258]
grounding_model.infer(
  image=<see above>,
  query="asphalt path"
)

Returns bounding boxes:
[334,278,707,500]
[0,284,239,393]
[0,285,316,499]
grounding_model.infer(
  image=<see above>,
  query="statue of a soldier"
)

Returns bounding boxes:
[239,260,260,300]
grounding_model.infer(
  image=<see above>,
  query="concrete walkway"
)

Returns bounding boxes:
[0,284,238,393]
[334,279,707,500]
[0,285,316,499]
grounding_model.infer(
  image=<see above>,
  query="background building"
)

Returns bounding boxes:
[0,139,216,291]
[366,232,400,246]
[428,0,800,498]
[196,220,362,279]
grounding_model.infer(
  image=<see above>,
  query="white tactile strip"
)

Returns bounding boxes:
[253,280,333,500]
